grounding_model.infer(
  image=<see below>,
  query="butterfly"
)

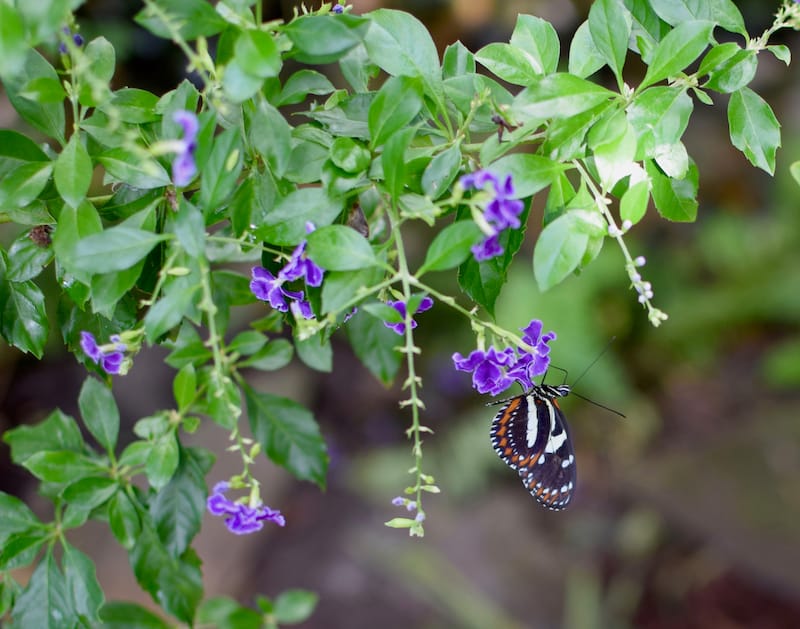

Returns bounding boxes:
[490,384,576,510]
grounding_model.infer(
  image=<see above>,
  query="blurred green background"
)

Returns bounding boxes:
[2,0,800,627]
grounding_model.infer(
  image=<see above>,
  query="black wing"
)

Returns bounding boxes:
[490,392,576,510]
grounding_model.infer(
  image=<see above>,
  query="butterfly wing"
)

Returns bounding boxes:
[490,392,576,510]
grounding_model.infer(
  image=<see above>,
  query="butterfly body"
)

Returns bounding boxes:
[490,384,575,510]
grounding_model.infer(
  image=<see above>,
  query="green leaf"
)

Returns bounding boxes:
[619,179,651,225]
[4,50,65,143]
[648,0,745,36]
[319,266,383,315]
[646,158,699,221]
[381,127,415,201]
[2,409,83,464]
[79,376,120,454]
[256,188,343,246]
[728,87,781,174]
[568,21,606,79]
[12,553,73,627]
[330,137,371,173]
[274,590,319,625]
[0,491,40,538]
[150,446,211,557]
[363,9,441,87]
[368,75,423,149]
[640,21,714,90]
[129,520,203,624]
[146,432,180,490]
[295,331,333,372]
[77,37,115,107]
[197,597,262,629]
[99,602,173,629]
[0,3,26,77]
[421,143,462,200]
[346,308,402,385]
[108,490,141,550]
[98,148,171,189]
[72,226,170,273]
[134,0,227,39]
[245,386,328,487]
[418,221,483,275]
[0,161,53,209]
[628,86,693,160]
[475,43,541,86]
[588,0,631,83]
[513,73,616,120]
[204,373,241,430]
[0,252,49,358]
[6,229,53,282]
[63,543,104,624]
[0,531,47,571]
[702,46,757,94]
[144,283,201,342]
[488,153,565,198]
[509,14,560,75]
[173,364,197,411]
[245,102,292,177]
[104,88,161,123]
[277,69,336,106]
[239,339,294,371]
[766,45,790,66]
[0,129,49,162]
[199,127,243,213]
[235,30,281,78]
[172,199,205,258]
[283,14,366,64]
[23,450,104,484]
[306,225,377,271]
[533,209,606,291]
[62,477,119,512]
[54,134,92,208]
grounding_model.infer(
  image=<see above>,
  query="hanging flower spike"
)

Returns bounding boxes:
[453,346,517,395]
[172,110,199,187]
[384,296,434,335]
[453,319,557,395]
[207,482,285,535]
[460,169,525,262]
[80,331,129,376]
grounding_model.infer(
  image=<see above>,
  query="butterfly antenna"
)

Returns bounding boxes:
[570,336,617,389]
[568,391,626,418]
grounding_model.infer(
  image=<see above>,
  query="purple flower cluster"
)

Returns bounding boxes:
[452,319,556,395]
[384,296,433,335]
[460,169,524,261]
[59,27,84,53]
[251,226,324,319]
[80,331,127,375]
[207,482,285,535]
[391,496,425,522]
[172,110,198,187]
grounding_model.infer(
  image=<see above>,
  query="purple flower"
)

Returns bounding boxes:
[250,265,317,319]
[453,347,516,395]
[471,234,503,262]
[332,3,345,13]
[172,110,198,187]
[460,169,525,262]
[384,296,434,335]
[59,27,84,53]
[453,319,556,395]
[80,331,127,375]
[207,482,285,535]
[281,240,324,287]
